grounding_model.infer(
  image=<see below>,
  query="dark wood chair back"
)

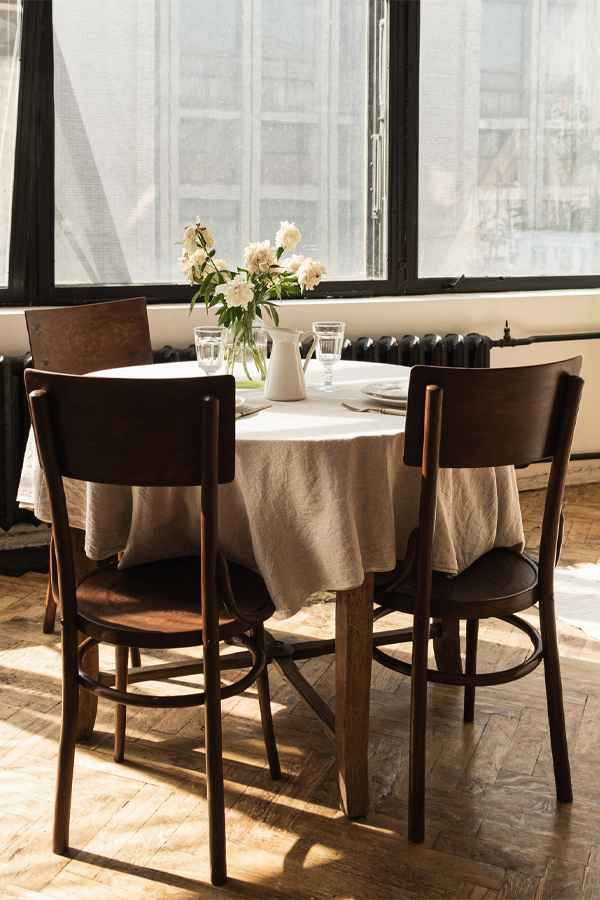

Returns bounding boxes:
[404,358,583,580]
[25,297,152,374]
[404,357,583,469]
[24,370,236,487]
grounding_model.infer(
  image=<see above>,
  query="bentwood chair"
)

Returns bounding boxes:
[25,369,281,886]
[25,296,152,375]
[25,297,152,635]
[372,358,584,843]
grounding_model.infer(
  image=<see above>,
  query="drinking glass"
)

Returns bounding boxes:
[193,326,228,376]
[312,321,346,392]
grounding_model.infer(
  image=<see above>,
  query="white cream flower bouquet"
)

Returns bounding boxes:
[177,217,327,383]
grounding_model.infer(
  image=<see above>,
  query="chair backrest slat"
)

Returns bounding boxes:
[25,297,152,374]
[24,371,236,486]
[404,358,583,469]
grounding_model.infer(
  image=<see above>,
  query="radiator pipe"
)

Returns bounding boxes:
[493,323,600,462]
[493,322,600,348]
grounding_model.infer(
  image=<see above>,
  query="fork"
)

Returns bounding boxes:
[342,402,406,417]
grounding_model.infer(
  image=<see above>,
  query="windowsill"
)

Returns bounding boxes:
[1,286,599,358]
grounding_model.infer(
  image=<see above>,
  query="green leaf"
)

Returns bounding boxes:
[200,271,214,294]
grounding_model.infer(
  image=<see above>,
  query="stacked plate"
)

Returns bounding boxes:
[360,379,409,409]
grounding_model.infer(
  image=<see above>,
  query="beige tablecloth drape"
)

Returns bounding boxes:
[19,361,524,619]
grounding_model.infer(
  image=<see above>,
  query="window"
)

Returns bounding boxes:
[53,0,372,287]
[1,0,599,307]
[416,0,600,288]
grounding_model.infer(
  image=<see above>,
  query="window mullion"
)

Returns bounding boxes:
[33,0,54,305]
[9,0,44,304]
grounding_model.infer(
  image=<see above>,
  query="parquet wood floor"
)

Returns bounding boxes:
[1,485,600,899]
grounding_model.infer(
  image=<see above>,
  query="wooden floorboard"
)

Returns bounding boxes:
[1,484,599,898]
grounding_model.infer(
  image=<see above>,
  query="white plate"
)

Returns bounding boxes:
[236,397,245,408]
[361,380,409,408]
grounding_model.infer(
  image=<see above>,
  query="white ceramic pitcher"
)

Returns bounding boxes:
[264,326,318,401]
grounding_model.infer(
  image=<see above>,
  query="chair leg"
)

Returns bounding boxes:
[408,611,431,844]
[204,636,227,886]
[252,624,281,780]
[464,619,479,723]
[53,627,79,854]
[43,536,58,634]
[538,595,573,803]
[114,645,128,763]
[129,647,141,668]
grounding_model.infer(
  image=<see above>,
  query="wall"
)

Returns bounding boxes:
[2,287,599,452]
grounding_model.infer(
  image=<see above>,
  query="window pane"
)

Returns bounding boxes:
[0,1,20,287]
[54,0,371,286]
[419,0,600,278]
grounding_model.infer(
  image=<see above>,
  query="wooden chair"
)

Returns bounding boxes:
[25,296,152,375]
[372,358,584,844]
[25,297,153,635]
[25,368,281,886]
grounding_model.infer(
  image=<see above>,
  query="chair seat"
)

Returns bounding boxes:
[375,547,538,620]
[76,555,274,648]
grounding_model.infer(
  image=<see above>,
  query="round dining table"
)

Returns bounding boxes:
[18,358,524,818]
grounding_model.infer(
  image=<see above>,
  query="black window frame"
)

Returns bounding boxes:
[2,0,600,309]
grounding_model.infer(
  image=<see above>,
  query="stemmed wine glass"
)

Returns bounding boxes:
[193,326,228,376]
[312,321,346,392]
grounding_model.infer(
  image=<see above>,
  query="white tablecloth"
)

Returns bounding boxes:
[18,360,524,619]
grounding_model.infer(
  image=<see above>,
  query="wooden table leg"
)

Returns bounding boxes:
[336,571,374,819]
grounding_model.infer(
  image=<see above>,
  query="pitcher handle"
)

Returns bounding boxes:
[300,331,318,373]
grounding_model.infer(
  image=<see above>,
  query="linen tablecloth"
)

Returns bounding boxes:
[18,360,524,618]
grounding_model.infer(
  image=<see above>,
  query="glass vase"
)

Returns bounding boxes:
[226,314,268,389]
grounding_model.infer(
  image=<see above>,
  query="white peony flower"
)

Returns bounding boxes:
[191,247,208,264]
[198,225,215,249]
[178,252,196,286]
[218,273,254,310]
[275,220,301,252]
[297,258,327,291]
[182,222,198,256]
[243,240,277,276]
[280,254,307,275]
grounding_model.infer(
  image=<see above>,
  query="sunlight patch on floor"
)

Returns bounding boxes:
[554,563,600,639]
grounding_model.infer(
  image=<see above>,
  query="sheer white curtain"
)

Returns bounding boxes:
[419,0,600,278]
[54,0,369,287]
